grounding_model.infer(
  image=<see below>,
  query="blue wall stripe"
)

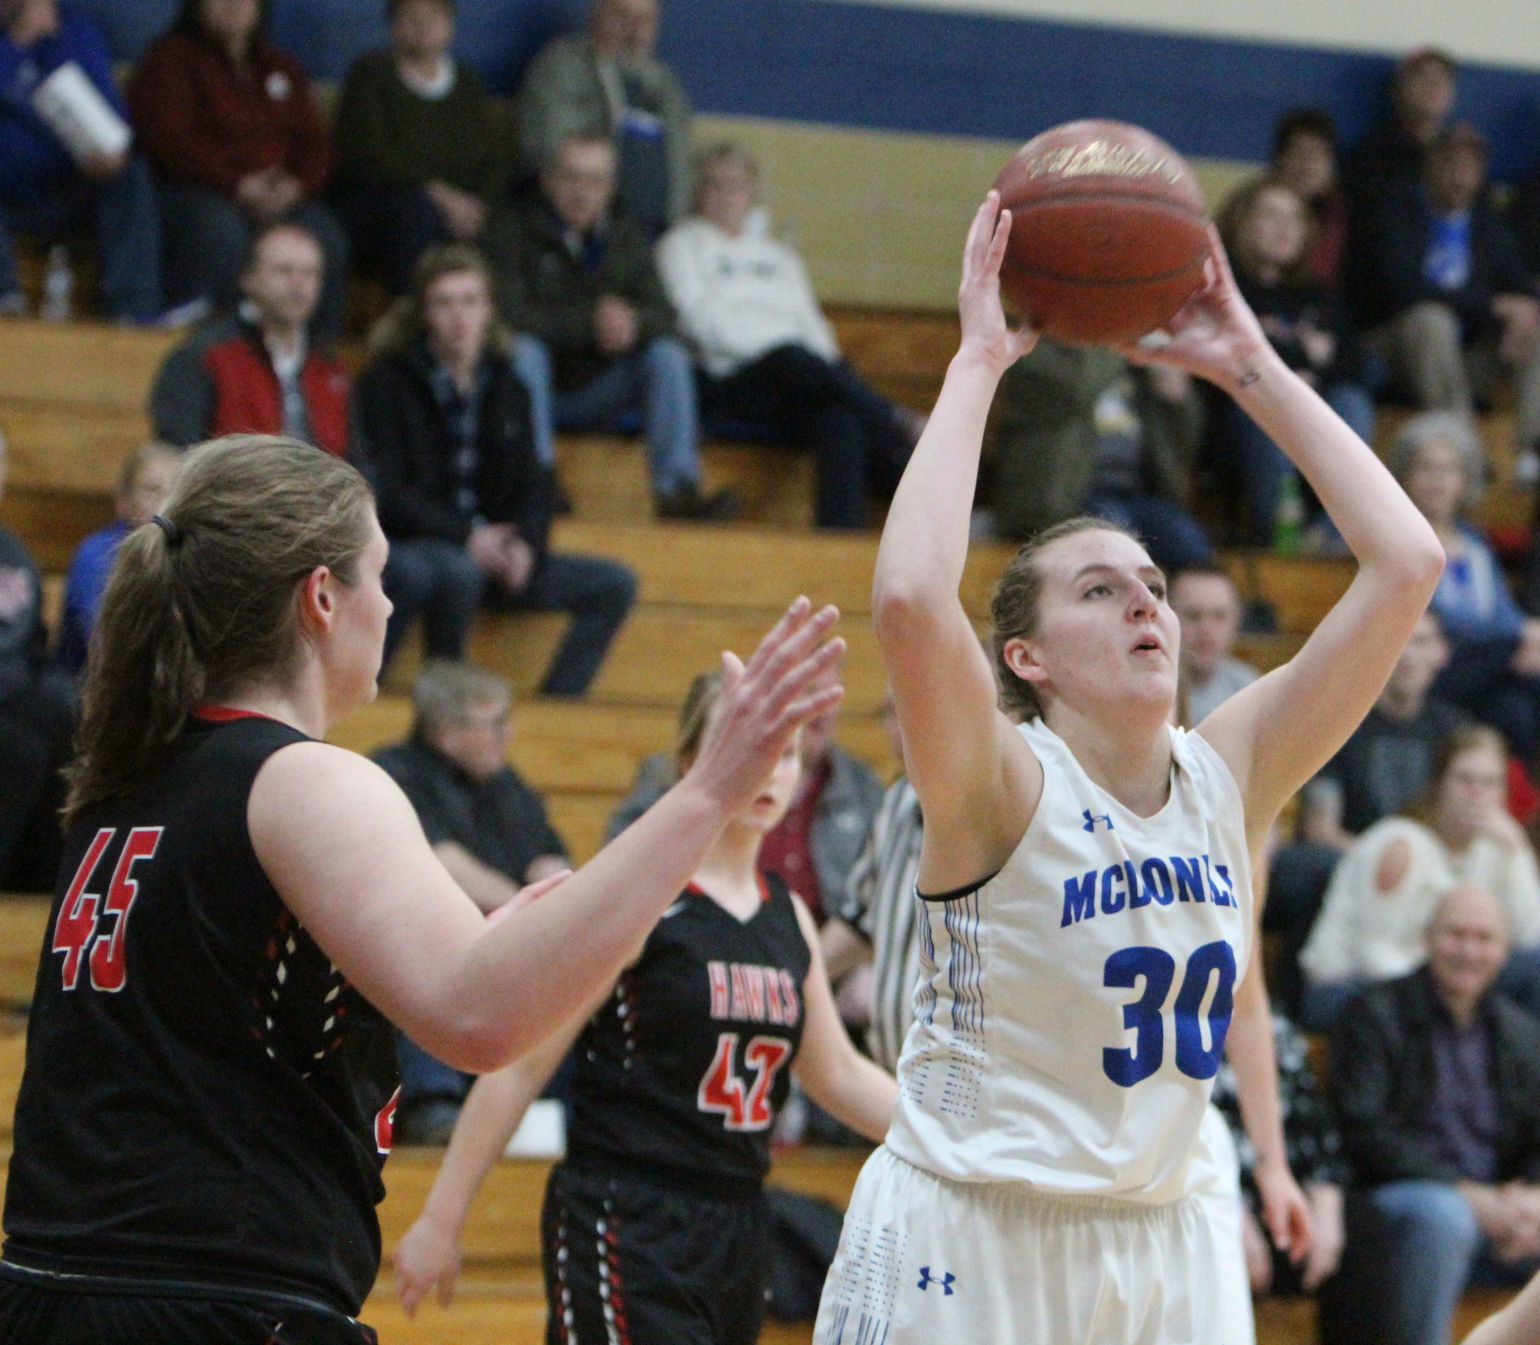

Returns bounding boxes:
[70,0,1540,175]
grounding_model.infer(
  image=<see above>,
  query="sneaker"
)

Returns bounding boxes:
[0,291,28,318]
[655,483,742,522]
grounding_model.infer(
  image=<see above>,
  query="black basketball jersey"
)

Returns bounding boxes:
[3,713,399,1316]
[566,871,812,1191]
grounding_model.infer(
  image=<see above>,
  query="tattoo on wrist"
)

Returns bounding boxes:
[1237,368,1262,388]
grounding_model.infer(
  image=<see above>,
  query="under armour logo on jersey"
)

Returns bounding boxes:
[1083,810,1114,833]
[917,1267,956,1295]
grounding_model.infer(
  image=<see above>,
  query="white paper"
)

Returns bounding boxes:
[502,1098,566,1158]
[32,61,132,163]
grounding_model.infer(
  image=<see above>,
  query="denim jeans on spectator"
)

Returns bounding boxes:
[1322,1181,1535,1345]
[512,334,701,494]
[1226,381,1376,545]
[700,344,912,528]
[156,182,351,343]
[331,182,447,297]
[1083,493,1214,572]
[383,540,635,697]
[0,156,162,319]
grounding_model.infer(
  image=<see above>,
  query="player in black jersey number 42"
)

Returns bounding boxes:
[394,669,897,1345]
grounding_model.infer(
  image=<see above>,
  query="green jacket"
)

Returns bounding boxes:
[484,193,678,392]
[989,340,1204,540]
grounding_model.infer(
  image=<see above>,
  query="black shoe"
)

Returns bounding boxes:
[655,483,742,521]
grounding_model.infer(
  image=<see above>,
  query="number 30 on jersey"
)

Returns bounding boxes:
[1102,939,1236,1087]
[52,826,162,993]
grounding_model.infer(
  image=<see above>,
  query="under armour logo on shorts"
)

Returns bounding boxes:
[917,1267,956,1295]
[1082,810,1114,833]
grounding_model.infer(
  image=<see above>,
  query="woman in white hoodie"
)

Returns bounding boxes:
[656,143,921,528]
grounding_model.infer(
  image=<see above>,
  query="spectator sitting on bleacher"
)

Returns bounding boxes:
[0,0,165,321]
[149,219,350,456]
[1300,724,1540,1030]
[1171,564,1258,724]
[656,143,920,529]
[1269,106,1349,290]
[1351,124,1540,475]
[1219,176,1373,547]
[518,0,689,243]
[127,0,351,342]
[374,660,569,1143]
[0,424,75,891]
[1267,610,1468,1015]
[606,662,882,928]
[331,0,509,297]
[1322,885,1540,1345]
[1211,1011,1346,1299]
[485,133,737,520]
[1342,46,1457,210]
[353,243,635,692]
[57,440,178,673]
[986,337,1214,569]
[1391,411,1540,767]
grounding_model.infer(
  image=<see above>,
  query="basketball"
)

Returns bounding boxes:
[992,120,1211,344]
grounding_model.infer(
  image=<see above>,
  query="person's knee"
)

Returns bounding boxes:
[1373,1181,1481,1258]
[1397,301,1464,357]
[643,336,693,382]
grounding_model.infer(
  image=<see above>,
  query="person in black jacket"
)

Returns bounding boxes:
[1321,885,1540,1345]
[1351,123,1540,470]
[351,243,636,694]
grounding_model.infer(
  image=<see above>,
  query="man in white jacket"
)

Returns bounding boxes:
[656,143,922,528]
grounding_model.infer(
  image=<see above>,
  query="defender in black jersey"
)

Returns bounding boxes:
[0,435,846,1345]
[395,673,896,1345]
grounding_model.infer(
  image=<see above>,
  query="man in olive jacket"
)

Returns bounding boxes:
[987,337,1212,569]
[1321,886,1540,1345]
[484,133,735,520]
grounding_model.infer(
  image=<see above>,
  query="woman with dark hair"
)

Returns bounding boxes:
[811,193,1444,1344]
[1218,175,1374,546]
[127,0,351,341]
[393,668,896,1344]
[1269,107,1348,289]
[0,433,841,1344]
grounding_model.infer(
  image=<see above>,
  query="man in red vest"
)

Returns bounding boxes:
[149,219,350,455]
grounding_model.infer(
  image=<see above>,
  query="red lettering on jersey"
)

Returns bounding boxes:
[697,1032,748,1128]
[707,961,730,1019]
[730,963,766,1022]
[90,827,162,992]
[764,970,785,1025]
[375,1086,401,1155]
[53,829,114,990]
[743,1036,792,1128]
[779,970,801,1028]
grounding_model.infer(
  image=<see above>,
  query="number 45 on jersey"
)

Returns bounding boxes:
[52,827,162,993]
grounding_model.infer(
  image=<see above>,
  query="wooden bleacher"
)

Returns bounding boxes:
[1,313,1528,1343]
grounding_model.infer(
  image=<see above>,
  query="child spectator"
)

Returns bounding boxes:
[1220,176,1374,546]
[657,143,920,529]
[127,0,350,342]
[57,441,179,672]
[331,0,509,296]
[519,0,690,242]
[353,243,636,691]
[0,0,164,321]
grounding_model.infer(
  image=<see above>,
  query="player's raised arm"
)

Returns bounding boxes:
[873,193,1039,884]
[1124,231,1444,834]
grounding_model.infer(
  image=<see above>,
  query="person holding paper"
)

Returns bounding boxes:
[0,0,164,321]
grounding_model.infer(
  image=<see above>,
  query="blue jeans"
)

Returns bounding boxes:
[156,182,351,343]
[0,156,162,319]
[1083,493,1214,572]
[1228,381,1376,545]
[513,334,701,493]
[383,540,636,697]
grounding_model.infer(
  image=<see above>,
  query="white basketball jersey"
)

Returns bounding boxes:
[885,718,1253,1204]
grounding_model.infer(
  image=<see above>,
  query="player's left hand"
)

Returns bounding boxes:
[1256,1156,1313,1263]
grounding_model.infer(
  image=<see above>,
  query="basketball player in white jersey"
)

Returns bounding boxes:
[812,194,1445,1345]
